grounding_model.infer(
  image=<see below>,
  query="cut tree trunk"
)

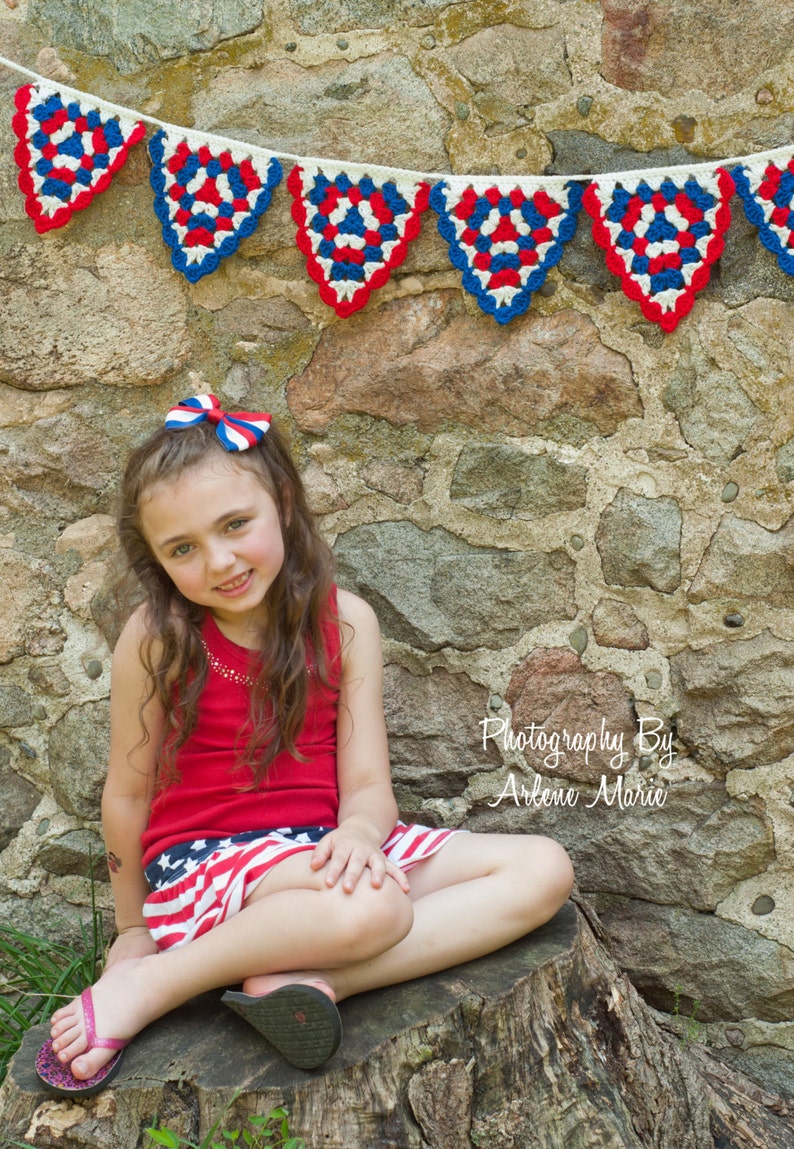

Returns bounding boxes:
[1,900,792,1149]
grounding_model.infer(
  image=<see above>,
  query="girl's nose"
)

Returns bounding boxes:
[206,541,235,573]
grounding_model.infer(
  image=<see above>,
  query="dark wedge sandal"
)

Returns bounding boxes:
[222,984,342,1070]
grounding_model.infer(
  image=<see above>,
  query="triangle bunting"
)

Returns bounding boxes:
[287,163,430,317]
[430,178,583,323]
[733,155,794,276]
[149,128,283,283]
[12,82,146,233]
[583,168,734,332]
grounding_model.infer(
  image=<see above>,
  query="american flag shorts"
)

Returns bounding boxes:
[142,822,462,951]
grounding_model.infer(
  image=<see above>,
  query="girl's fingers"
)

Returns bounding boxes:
[312,834,410,894]
[385,861,411,893]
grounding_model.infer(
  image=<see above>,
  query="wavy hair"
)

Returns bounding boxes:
[116,419,337,789]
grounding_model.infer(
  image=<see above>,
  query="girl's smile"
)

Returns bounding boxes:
[139,458,285,641]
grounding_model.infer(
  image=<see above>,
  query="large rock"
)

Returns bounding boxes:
[48,701,110,820]
[450,442,587,520]
[27,0,265,72]
[288,294,641,443]
[0,686,34,728]
[776,437,794,484]
[591,597,649,650]
[689,513,794,608]
[3,414,119,520]
[0,244,190,391]
[469,780,775,914]
[334,521,576,651]
[383,665,502,802]
[599,897,794,1024]
[0,551,48,664]
[288,0,468,33]
[193,53,451,170]
[447,23,571,109]
[670,631,794,773]
[504,648,637,783]
[0,894,102,951]
[38,829,109,881]
[596,488,682,593]
[662,330,760,465]
[601,0,794,97]
[0,751,41,852]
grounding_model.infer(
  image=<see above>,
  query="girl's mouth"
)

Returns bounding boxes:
[215,570,253,595]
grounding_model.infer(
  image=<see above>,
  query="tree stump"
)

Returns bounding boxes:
[2,901,792,1149]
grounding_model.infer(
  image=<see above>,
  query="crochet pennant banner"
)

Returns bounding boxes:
[12,81,145,233]
[287,162,430,317]
[3,56,794,332]
[149,128,283,283]
[431,177,583,324]
[733,156,794,276]
[583,168,734,332]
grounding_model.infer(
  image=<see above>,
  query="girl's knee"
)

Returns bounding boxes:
[335,877,413,957]
[530,835,575,907]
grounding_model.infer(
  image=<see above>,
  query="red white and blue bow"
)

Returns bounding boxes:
[164,394,271,452]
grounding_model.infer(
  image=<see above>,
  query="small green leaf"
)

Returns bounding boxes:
[145,1129,180,1149]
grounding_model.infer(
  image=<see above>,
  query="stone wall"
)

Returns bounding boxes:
[0,0,792,1099]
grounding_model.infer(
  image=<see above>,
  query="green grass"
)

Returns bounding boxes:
[145,1100,305,1149]
[0,884,107,1085]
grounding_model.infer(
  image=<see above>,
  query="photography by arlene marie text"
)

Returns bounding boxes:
[481,715,674,811]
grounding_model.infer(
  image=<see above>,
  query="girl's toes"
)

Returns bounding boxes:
[70,1047,115,1081]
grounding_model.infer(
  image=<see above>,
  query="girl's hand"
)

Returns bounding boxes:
[105,926,159,968]
[311,826,410,895]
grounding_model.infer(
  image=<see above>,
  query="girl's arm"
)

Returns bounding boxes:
[310,589,409,894]
[101,606,163,965]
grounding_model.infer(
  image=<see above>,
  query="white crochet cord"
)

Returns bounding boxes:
[1,51,792,187]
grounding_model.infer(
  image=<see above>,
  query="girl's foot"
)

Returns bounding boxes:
[49,957,161,1080]
[240,970,337,1001]
[222,981,343,1070]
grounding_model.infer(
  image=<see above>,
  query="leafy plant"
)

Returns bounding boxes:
[145,1101,305,1149]
[672,983,702,1048]
[0,871,107,1084]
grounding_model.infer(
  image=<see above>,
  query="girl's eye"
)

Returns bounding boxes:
[227,518,247,532]
[172,543,193,557]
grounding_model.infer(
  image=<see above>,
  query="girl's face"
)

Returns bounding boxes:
[139,457,285,640]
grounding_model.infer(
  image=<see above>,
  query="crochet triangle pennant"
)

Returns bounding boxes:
[149,128,283,283]
[583,168,734,332]
[733,155,794,276]
[12,82,146,233]
[430,178,583,323]
[288,163,430,317]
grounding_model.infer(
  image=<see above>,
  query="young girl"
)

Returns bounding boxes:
[37,394,574,1094]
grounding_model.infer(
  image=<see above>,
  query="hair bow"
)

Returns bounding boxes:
[164,394,271,452]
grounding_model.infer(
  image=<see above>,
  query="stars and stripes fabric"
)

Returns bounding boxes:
[430,177,583,323]
[288,162,430,317]
[733,155,794,276]
[583,168,735,332]
[142,822,462,950]
[164,393,271,452]
[12,82,145,233]
[149,127,282,282]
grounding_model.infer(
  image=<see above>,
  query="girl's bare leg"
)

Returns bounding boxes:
[50,833,572,1079]
[48,858,413,1080]
[244,833,574,1001]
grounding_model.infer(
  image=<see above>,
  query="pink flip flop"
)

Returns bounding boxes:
[35,987,128,1098]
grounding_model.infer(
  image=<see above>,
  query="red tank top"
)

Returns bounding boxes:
[141,595,341,868]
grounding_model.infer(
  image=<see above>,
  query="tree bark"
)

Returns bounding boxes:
[2,900,792,1149]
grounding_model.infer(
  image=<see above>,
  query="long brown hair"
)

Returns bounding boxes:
[116,418,337,788]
